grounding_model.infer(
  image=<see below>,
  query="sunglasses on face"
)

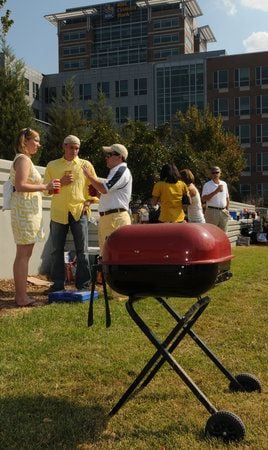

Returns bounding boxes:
[212,171,220,174]
[104,152,120,158]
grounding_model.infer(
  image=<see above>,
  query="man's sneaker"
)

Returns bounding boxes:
[45,284,65,294]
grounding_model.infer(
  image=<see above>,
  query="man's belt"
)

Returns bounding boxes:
[99,208,127,216]
[208,206,225,210]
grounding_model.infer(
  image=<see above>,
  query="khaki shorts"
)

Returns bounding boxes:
[204,208,229,232]
[98,211,131,255]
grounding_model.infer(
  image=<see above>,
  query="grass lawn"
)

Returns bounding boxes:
[0,246,267,449]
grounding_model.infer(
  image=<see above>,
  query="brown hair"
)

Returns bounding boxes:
[16,128,39,154]
[180,169,195,185]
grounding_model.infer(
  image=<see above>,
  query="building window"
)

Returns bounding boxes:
[63,60,86,70]
[213,70,228,89]
[153,34,179,45]
[79,83,91,100]
[257,183,268,203]
[235,96,250,116]
[256,124,268,143]
[234,68,250,87]
[153,17,179,29]
[134,105,147,122]
[256,95,268,114]
[62,30,86,41]
[24,78,29,96]
[62,45,86,56]
[116,106,128,123]
[44,87,56,104]
[257,153,268,171]
[154,48,179,59]
[213,98,229,117]
[115,80,128,97]
[32,82,39,100]
[256,66,268,85]
[240,184,251,200]
[134,78,147,96]
[235,124,250,144]
[97,82,110,97]
[242,153,251,173]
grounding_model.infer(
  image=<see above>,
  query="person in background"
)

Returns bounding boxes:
[201,166,229,232]
[44,135,97,292]
[82,143,132,256]
[10,128,54,307]
[180,169,205,223]
[151,163,189,223]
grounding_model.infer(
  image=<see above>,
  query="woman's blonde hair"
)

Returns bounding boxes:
[180,169,195,185]
[16,127,39,154]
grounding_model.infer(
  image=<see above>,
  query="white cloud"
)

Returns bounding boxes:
[240,0,268,12]
[243,32,268,52]
[221,0,238,15]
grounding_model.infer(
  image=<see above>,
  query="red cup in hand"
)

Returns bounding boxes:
[53,179,61,194]
[88,184,98,197]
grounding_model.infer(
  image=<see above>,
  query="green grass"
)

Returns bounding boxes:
[0,246,267,449]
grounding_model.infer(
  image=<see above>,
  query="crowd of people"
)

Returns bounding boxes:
[9,128,230,305]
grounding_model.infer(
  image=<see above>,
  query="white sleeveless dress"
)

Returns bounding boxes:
[187,189,205,223]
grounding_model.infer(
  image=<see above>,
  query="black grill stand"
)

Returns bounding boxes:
[108,295,261,442]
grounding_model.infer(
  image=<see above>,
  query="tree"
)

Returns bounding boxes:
[170,106,245,197]
[0,2,34,160]
[79,92,120,175]
[40,79,86,164]
[121,120,170,202]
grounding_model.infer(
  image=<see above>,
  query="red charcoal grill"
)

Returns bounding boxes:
[89,223,261,442]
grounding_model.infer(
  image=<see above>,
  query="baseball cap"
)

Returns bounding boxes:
[102,143,128,160]
[63,135,80,146]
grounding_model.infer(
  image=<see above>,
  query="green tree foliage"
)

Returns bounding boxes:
[40,79,86,164]
[79,92,120,175]
[121,120,170,202]
[171,106,245,196]
[0,3,34,160]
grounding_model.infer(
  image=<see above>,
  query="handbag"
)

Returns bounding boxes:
[182,192,191,205]
[2,178,14,211]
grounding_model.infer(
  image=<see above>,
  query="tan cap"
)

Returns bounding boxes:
[63,135,80,146]
[211,166,221,172]
[102,143,128,160]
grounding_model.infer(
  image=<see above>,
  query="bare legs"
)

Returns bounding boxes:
[13,243,34,306]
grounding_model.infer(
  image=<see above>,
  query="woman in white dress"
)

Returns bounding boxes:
[180,169,205,223]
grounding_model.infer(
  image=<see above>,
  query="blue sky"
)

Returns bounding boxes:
[3,0,268,74]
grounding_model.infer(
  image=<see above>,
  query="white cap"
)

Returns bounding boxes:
[102,143,128,160]
[63,135,80,146]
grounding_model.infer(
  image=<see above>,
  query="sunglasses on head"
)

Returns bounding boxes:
[104,151,120,158]
[24,127,32,138]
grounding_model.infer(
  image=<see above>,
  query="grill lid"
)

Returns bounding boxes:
[102,223,233,266]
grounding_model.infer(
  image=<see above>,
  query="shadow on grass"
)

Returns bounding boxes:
[0,395,108,449]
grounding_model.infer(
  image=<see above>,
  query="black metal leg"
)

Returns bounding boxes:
[154,297,244,390]
[88,258,111,328]
[110,296,218,416]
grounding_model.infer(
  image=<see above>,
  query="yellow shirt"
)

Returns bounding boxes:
[44,156,96,224]
[152,180,188,223]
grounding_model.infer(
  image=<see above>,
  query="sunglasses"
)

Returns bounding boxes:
[212,171,220,174]
[24,127,32,138]
[104,152,120,158]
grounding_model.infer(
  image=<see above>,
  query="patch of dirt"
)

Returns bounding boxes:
[0,277,76,316]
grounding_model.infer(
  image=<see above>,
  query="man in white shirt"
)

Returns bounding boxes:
[201,166,230,232]
[83,143,132,255]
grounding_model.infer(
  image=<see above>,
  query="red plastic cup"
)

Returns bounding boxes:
[88,184,98,197]
[53,179,61,194]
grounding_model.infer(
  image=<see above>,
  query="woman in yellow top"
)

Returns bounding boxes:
[152,163,189,223]
[10,128,54,307]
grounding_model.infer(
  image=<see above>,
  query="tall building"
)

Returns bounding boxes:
[44,0,215,72]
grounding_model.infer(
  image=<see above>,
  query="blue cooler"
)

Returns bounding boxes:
[48,290,98,304]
